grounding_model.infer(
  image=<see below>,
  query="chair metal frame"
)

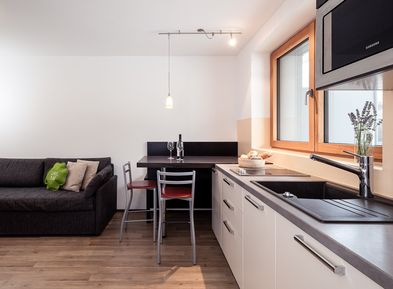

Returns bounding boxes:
[156,170,196,264]
[119,162,157,242]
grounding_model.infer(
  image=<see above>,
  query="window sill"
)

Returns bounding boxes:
[255,147,383,171]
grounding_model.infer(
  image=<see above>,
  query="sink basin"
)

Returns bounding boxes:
[252,180,393,223]
[253,181,358,199]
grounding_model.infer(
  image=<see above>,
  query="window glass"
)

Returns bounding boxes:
[324,91,383,145]
[277,40,309,142]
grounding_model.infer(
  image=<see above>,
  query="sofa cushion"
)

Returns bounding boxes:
[0,159,44,187]
[44,157,111,178]
[77,160,99,190]
[44,162,68,191]
[63,162,87,192]
[84,164,113,198]
[0,187,94,212]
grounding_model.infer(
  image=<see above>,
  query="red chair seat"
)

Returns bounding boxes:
[128,180,157,190]
[161,186,192,199]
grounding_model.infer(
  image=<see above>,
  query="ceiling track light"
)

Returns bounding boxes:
[228,33,237,47]
[160,29,242,108]
[158,29,242,47]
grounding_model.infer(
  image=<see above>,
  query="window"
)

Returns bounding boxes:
[324,91,383,146]
[271,22,315,152]
[316,90,383,159]
[277,40,309,142]
[270,21,383,159]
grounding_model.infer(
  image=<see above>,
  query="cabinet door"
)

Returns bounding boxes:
[211,168,222,244]
[276,214,382,289]
[243,192,275,289]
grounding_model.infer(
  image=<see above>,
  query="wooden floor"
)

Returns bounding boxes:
[0,211,239,289]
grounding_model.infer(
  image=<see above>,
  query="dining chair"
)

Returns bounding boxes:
[156,170,196,264]
[119,161,157,242]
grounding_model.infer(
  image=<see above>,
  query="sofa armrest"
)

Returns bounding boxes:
[94,175,117,235]
[84,164,113,198]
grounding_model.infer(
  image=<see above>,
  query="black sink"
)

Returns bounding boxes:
[254,181,358,199]
[252,180,393,223]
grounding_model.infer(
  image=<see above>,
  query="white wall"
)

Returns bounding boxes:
[0,56,237,208]
[235,0,315,153]
[236,0,315,121]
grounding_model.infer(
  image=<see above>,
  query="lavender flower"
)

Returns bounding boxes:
[348,101,383,156]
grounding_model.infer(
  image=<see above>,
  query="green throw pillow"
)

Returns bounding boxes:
[44,162,68,191]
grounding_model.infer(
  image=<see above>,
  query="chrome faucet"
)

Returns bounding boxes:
[310,151,374,198]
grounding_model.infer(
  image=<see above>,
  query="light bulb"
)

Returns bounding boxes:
[165,95,174,109]
[228,35,237,47]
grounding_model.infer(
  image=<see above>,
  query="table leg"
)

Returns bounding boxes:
[161,167,166,238]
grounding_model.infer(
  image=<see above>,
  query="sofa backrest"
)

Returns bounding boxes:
[43,157,112,178]
[0,158,45,187]
[0,157,112,188]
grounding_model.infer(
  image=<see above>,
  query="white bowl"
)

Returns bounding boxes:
[238,158,265,168]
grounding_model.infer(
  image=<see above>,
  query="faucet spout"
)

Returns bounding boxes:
[310,154,361,175]
[310,153,374,198]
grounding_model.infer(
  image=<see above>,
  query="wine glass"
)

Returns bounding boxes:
[167,141,174,160]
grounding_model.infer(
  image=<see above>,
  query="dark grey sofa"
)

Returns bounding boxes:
[0,157,117,236]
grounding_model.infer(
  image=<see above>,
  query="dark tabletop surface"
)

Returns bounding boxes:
[137,156,239,168]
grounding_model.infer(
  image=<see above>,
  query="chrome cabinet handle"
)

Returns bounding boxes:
[294,235,345,276]
[223,199,234,211]
[223,220,234,234]
[223,178,233,187]
[245,195,264,211]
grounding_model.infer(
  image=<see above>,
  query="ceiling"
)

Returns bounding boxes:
[0,0,285,56]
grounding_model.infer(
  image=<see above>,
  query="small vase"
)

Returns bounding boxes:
[354,129,373,159]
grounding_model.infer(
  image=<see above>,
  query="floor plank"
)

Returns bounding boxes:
[0,212,239,289]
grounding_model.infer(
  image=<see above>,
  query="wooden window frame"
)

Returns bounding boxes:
[270,21,316,152]
[315,90,383,160]
[270,21,382,160]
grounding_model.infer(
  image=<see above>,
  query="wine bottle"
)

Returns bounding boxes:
[176,134,184,160]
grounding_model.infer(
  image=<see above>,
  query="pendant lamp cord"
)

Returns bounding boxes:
[168,34,171,96]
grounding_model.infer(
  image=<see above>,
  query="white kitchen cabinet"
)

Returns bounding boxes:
[276,214,382,289]
[211,168,222,245]
[243,192,276,289]
[221,175,243,288]
[211,170,383,289]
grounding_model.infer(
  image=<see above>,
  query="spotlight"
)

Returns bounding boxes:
[228,34,237,47]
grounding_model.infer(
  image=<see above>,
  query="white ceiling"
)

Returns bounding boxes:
[0,0,286,56]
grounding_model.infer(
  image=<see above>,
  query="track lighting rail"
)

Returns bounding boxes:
[158,30,242,36]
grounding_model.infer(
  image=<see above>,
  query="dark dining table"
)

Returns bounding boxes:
[136,155,239,169]
[137,141,239,211]
[136,153,238,236]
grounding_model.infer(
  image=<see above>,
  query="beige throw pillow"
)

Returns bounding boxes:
[77,159,99,190]
[63,161,87,192]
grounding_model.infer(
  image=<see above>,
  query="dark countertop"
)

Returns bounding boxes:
[137,156,238,168]
[216,164,393,288]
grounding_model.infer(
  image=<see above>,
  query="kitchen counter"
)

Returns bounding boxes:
[216,164,393,288]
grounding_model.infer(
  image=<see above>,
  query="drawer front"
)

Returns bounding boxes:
[222,191,242,233]
[222,216,243,287]
[221,177,243,219]
[276,214,382,289]
[222,176,242,211]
